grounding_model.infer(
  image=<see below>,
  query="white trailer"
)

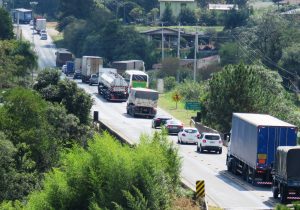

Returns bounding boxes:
[81,56,103,83]
[35,18,46,34]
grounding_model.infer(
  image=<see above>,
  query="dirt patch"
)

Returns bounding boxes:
[172,197,200,210]
[46,22,60,38]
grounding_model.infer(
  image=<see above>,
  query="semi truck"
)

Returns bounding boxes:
[81,56,103,84]
[272,146,300,203]
[98,70,128,102]
[112,60,145,74]
[12,8,32,24]
[34,18,46,34]
[126,88,158,118]
[226,113,297,185]
[55,49,73,67]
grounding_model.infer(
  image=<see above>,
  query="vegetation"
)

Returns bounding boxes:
[0,8,13,40]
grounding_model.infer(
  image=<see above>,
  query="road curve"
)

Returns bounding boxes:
[20,24,278,209]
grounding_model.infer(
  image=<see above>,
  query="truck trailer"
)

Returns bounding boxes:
[226,113,297,185]
[81,56,103,84]
[272,146,300,203]
[34,18,46,34]
[55,49,73,67]
[112,60,145,74]
[98,70,128,102]
[12,8,32,24]
[126,88,158,118]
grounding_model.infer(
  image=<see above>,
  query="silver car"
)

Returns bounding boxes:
[89,74,98,85]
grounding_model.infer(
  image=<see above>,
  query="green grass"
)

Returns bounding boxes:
[158,92,198,126]
[134,25,224,33]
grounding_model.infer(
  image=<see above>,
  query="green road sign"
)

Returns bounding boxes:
[185,102,201,110]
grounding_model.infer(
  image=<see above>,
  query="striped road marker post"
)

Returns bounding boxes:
[196,180,205,199]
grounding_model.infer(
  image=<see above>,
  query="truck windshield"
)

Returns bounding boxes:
[132,75,147,82]
[205,135,220,140]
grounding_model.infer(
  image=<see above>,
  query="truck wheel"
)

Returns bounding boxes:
[242,166,248,181]
[272,186,279,199]
[280,185,287,204]
[232,160,238,175]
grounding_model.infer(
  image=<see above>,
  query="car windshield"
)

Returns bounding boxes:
[185,129,197,133]
[91,75,97,78]
[205,135,220,140]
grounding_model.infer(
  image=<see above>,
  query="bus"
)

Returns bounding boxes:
[123,70,149,90]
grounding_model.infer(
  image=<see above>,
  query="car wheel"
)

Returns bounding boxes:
[197,145,200,152]
[219,148,222,154]
[177,138,180,144]
[200,145,204,153]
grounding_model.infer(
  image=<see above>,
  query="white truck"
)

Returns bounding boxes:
[81,56,103,84]
[35,18,46,34]
[98,69,128,102]
[74,58,82,72]
[126,88,158,118]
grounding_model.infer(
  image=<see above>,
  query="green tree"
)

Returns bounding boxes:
[0,7,13,40]
[178,8,197,25]
[279,43,300,78]
[202,63,295,132]
[58,0,95,19]
[219,42,240,66]
[129,7,144,23]
[164,76,176,91]
[224,8,249,29]
[159,57,180,78]
[161,4,175,25]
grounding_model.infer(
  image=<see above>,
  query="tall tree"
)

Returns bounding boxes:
[0,7,13,40]
[177,8,197,25]
[161,4,175,25]
[59,0,95,19]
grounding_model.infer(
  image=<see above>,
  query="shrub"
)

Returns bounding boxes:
[164,76,176,91]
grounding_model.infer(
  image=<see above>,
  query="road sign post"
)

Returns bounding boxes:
[196,180,205,199]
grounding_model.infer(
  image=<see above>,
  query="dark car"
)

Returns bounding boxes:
[164,119,183,134]
[73,71,82,79]
[152,115,172,129]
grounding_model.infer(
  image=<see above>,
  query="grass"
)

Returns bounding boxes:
[158,92,198,126]
[134,25,224,33]
[46,22,64,48]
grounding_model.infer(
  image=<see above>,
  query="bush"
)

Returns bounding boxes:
[164,76,176,91]
[174,80,207,102]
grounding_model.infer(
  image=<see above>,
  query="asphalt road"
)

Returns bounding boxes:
[21,24,278,209]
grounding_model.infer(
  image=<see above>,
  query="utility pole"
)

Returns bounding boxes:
[17,11,19,39]
[177,22,180,59]
[193,27,198,82]
[161,22,164,61]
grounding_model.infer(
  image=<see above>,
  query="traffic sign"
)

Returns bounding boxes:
[185,101,201,110]
[196,180,205,198]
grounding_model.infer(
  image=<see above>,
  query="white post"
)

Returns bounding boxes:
[193,27,198,82]
[161,22,164,61]
[177,22,180,59]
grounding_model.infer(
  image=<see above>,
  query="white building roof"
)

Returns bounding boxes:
[233,113,296,127]
[209,4,238,10]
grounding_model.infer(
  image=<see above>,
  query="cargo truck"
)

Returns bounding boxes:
[65,61,75,76]
[55,49,73,67]
[272,146,300,203]
[34,18,46,34]
[226,113,297,185]
[98,70,128,102]
[74,58,82,72]
[81,56,103,84]
[126,88,158,118]
[12,8,32,24]
[112,60,145,74]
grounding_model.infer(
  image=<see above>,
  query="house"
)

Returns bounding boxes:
[159,0,197,19]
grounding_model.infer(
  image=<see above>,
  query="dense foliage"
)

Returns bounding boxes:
[0,8,13,40]
[3,132,181,209]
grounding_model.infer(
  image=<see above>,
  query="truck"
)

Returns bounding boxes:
[126,88,158,118]
[272,146,300,203]
[112,60,145,74]
[65,61,75,76]
[98,70,128,102]
[226,113,297,185]
[34,18,46,34]
[55,49,73,67]
[12,8,32,24]
[81,56,103,84]
[74,58,82,72]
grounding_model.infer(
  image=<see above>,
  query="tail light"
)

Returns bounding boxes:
[167,125,171,128]
[202,140,207,143]
[182,133,186,136]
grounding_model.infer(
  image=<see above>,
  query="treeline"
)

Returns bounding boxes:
[57,0,159,68]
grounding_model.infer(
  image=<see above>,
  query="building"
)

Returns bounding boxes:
[159,0,197,19]
[208,4,238,11]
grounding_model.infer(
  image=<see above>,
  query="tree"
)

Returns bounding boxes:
[161,4,175,25]
[279,44,300,78]
[202,63,295,132]
[129,7,144,23]
[148,8,159,22]
[159,57,180,78]
[164,76,176,91]
[58,0,95,19]
[178,8,197,25]
[219,42,241,66]
[224,8,249,29]
[0,8,13,40]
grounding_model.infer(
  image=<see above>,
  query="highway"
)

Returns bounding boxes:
[20,24,278,209]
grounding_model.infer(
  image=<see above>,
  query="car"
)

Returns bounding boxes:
[197,132,222,154]
[40,29,46,34]
[61,64,67,73]
[89,74,98,85]
[151,115,172,128]
[40,33,47,40]
[163,119,183,134]
[73,71,82,79]
[178,127,200,144]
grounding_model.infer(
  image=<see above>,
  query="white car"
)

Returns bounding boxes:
[197,132,223,154]
[178,127,200,144]
[40,33,47,40]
